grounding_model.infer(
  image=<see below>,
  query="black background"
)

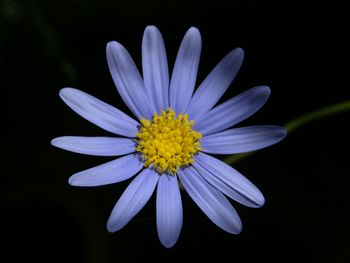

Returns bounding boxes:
[1,0,350,262]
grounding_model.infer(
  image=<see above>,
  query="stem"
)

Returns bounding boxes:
[223,100,350,165]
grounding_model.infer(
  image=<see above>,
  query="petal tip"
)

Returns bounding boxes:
[281,127,288,137]
[144,25,159,33]
[106,222,116,233]
[106,40,116,47]
[50,136,68,149]
[107,214,124,233]
[255,192,266,208]
[227,216,243,234]
[278,128,288,141]
[59,87,74,97]
[260,85,271,93]
[160,239,176,249]
[50,137,60,147]
[270,126,288,144]
[59,87,80,103]
[68,174,87,187]
[50,136,71,148]
[188,26,199,31]
[229,47,244,65]
[255,85,271,99]
[234,47,244,56]
[68,175,77,186]
[236,224,243,234]
[106,41,124,53]
[186,26,201,38]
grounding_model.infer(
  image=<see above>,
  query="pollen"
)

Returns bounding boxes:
[135,108,202,174]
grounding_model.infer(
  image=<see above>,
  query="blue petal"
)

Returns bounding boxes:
[107,168,159,232]
[59,88,139,137]
[201,125,287,154]
[169,27,201,114]
[106,41,155,119]
[156,174,183,248]
[194,86,270,136]
[68,154,143,187]
[193,152,265,208]
[178,166,242,234]
[142,26,169,112]
[187,48,244,120]
[51,136,136,156]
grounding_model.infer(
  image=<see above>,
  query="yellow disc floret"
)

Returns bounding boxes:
[135,108,202,174]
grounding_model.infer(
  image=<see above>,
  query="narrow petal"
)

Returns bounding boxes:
[68,154,143,187]
[107,168,159,232]
[142,25,169,112]
[59,88,139,137]
[156,174,183,248]
[51,136,136,156]
[194,86,270,136]
[169,27,201,114]
[201,125,287,154]
[106,41,155,119]
[178,166,242,234]
[193,152,265,208]
[187,48,244,120]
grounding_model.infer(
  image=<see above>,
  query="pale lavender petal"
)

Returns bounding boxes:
[193,152,265,208]
[142,25,169,112]
[187,48,244,120]
[107,168,159,232]
[169,27,201,114]
[178,166,242,234]
[59,88,139,137]
[156,174,183,248]
[51,136,136,156]
[194,86,270,136]
[201,125,286,154]
[106,41,155,119]
[68,154,143,187]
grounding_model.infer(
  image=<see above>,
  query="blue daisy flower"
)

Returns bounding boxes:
[52,26,286,248]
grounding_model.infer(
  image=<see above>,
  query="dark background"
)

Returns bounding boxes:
[1,0,349,262]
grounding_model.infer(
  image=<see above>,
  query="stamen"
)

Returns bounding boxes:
[135,108,202,174]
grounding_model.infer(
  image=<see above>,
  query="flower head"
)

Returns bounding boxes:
[52,25,286,248]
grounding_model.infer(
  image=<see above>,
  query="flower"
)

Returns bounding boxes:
[51,25,286,248]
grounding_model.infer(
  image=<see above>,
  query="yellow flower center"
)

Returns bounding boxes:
[135,108,202,174]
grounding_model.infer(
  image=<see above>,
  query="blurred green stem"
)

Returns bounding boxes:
[223,100,350,165]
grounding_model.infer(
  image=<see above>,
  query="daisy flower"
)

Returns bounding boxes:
[52,25,286,248]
